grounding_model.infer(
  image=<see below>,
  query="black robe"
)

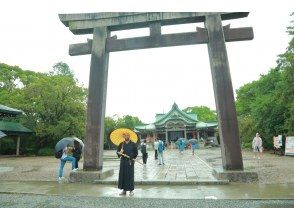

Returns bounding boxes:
[117,140,138,191]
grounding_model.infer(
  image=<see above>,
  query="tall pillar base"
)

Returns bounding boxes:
[213,167,258,183]
[69,169,114,183]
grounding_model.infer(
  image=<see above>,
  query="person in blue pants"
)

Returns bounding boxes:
[58,145,77,181]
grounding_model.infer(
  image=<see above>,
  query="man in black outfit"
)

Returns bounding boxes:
[116,133,138,196]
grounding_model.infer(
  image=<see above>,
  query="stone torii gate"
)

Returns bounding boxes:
[59,12,254,175]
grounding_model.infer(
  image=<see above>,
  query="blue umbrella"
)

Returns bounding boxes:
[55,137,84,152]
[188,138,198,144]
[176,138,187,145]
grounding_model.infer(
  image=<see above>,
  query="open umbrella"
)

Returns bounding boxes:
[175,138,187,145]
[110,128,138,146]
[188,138,198,144]
[55,136,84,152]
[0,131,7,139]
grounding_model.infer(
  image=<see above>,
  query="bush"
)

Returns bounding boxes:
[37,147,54,156]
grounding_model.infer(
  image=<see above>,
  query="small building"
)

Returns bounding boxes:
[0,104,33,155]
[135,103,218,144]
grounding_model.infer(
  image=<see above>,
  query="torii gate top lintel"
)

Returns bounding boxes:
[59,12,249,34]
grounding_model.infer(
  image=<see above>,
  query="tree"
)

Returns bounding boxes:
[51,62,73,76]
[236,13,294,148]
[0,63,87,154]
[183,106,217,121]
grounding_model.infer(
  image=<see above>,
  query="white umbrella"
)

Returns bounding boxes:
[0,131,7,139]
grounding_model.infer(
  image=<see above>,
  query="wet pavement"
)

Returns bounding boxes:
[1,147,294,207]
[1,180,294,200]
[100,149,225,184]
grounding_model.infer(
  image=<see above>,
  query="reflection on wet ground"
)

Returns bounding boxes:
[1,181,294,200]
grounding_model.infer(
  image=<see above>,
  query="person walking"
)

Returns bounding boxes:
[179,139,185,154]
[116,132,138,196]
[58,145,77,182]
[154,138,159,160]
[140,140,148,165]
[252,133,263,159]
[157,138,165,165]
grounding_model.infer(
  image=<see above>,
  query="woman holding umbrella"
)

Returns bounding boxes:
[110,128,138,196]
[58,144,78,181]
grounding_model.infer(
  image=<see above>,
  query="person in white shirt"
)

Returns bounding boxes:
[252,133,263,159]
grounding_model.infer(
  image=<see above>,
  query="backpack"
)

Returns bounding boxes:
[55,149,63,159]
[158,141,164,153]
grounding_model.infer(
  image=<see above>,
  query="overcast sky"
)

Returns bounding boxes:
[0,1,293,123]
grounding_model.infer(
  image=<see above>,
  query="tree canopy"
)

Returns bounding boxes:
[236,13,294,148]
[183,106,217,121]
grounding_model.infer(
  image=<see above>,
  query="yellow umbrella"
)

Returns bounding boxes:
[109,128,138,146]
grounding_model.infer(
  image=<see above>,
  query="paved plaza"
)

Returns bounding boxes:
[1,147,294,207]
[100,148,225,185]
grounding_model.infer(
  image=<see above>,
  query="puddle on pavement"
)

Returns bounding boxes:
[0,167,14,172]
[1,181,294,200]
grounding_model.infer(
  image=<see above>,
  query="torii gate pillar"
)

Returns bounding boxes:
[205,14,243,170]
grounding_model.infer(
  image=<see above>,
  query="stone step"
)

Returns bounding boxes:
[93,179,229,185]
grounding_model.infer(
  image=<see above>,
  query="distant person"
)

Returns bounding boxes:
[179,139,185,154]
[157,138,165,165]
[72,140,82,169]
[140,140,148,165]
[252,133,263,159]
[58,145,78,182]
[154,138,159,160]
[191,141,199,155]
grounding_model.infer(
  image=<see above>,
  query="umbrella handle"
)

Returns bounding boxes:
[117,152,143,165]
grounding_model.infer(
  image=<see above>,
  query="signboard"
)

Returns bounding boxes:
[285,136,294,156]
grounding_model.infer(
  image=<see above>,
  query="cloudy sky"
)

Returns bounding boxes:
[0,0,293,123]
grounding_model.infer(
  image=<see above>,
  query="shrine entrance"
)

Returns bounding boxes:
[59,12,253,171]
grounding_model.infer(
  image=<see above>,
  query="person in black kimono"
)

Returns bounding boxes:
[116,132,138,196]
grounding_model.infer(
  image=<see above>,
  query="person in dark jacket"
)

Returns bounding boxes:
[116,132,138,196]
[140,140,148,165]
[72,140,82,169]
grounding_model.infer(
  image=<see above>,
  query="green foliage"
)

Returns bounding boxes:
[183,106,217,121]
[0,62,87,154]
[104,115,143,149]
[236,13,294,148]
[37,147,54,156]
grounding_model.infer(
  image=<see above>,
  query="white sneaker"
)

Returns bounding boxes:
[72,168,78,172]
[58,177,65,182]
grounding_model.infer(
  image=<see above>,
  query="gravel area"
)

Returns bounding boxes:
[0,193,294,208]
[197,147,294,184]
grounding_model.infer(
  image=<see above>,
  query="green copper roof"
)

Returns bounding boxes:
[196,121,218,129]
[135,124,156,131]
[0,121,33,135]
[155,103,198,125]
[0,104,23,116]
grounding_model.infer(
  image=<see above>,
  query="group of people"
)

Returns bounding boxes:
[177,139,199,155]
[56,131,265,196]
[58,140,82,181]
